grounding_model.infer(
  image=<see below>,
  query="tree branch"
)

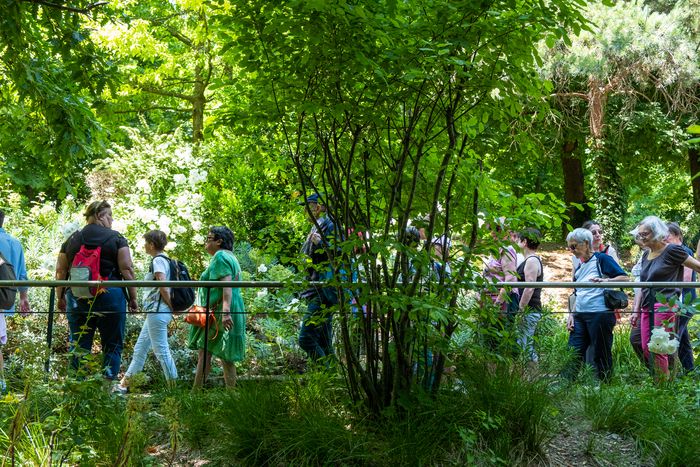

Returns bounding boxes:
[21,0,108,14]
[139,85,194,102]
[163,26,193,47]
[112,106,191,114]
[551,92,588,100]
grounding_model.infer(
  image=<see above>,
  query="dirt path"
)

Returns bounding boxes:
[536,244,646,466]
[538,243,576,313]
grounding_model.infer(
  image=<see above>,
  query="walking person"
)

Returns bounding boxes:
[515,228,544,362]
[481,219,518,351]
[630,217,700,377]
[665,222,696,373]
[573,220,623,364]
[118,230,178,392]
[563,228,627,381]
[55,201,138,380]
[188,226,246,388]
[298,193,339,364]
[0,209,31,393]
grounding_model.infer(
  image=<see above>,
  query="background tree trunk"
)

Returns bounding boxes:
[588,81,625,246]
[689,145,700,214]
[560,139,589,235]
[590,147,626,246]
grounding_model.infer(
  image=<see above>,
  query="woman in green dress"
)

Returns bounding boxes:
[188,226,246,388]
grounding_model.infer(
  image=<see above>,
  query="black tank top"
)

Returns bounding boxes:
[516,255,543,310]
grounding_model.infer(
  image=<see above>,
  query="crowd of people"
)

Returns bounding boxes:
[0,198,698,391]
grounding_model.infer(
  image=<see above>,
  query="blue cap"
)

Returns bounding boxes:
[302,192,325,204]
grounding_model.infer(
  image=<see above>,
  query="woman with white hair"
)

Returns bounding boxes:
[631,216,700,376]
[563,228,627,381]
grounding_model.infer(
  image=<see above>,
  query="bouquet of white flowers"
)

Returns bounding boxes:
[648,327,680,355]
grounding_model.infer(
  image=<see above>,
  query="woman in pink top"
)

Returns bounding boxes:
[481,221,519,351]
[482,221,519,314]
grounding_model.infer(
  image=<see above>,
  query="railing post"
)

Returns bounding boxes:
[45,287,55,375]
[203,287,211,376]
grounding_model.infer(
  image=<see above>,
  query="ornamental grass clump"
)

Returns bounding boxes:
[584,382,700,465]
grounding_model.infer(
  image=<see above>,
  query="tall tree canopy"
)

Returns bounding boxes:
[539,0,700,242]
[0,0,114,198]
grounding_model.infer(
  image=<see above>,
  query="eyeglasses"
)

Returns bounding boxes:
[590,229,602,235]
[568,244,579,251]
[635,231,651,239]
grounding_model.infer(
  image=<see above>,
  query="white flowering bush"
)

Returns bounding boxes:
[648,327,680,355]
[88,127,210,274]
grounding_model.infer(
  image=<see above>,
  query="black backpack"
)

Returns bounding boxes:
[152,254,195,312]
[0,251,17,310]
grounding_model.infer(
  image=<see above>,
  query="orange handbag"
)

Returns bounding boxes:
[184,305,219,339]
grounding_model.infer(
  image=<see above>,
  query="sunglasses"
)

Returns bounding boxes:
[590,229,602,235]
[568,244,579,251]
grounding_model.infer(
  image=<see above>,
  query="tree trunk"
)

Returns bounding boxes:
[192,64,206,144]
[689,145,700,214]
[588,80,625,246]
[590,147,626,246]
[560,139,589,235]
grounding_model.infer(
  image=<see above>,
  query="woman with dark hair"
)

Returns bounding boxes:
[515,228,544,362]
[55,200,138,380]
[573,220,619,268]
[118,230,178,392]
[664,222,695,373]
[188,226,246,388]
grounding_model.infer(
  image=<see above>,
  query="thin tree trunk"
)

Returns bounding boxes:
[689,145,700,213]
[192,64,206,144]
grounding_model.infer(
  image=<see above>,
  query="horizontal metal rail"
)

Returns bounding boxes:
[0,280,698,288]
[0,279,693,377]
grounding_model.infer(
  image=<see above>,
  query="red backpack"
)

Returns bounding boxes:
[69,232,110,298]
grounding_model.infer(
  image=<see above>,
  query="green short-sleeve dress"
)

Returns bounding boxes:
[187,249,246,362]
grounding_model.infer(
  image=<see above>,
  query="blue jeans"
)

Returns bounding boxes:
[67,287,127,379]
[299,288,337,362]
[563,312,616,381]
[677,313,695,372]
[517,308,542,362]
[125,301,177,381]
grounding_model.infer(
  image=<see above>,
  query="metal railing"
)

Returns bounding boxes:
[0,279,696,375]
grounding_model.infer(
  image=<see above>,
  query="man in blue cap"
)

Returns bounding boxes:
[298,192,338,363]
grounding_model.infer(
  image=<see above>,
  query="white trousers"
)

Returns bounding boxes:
[125,302,178,380]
